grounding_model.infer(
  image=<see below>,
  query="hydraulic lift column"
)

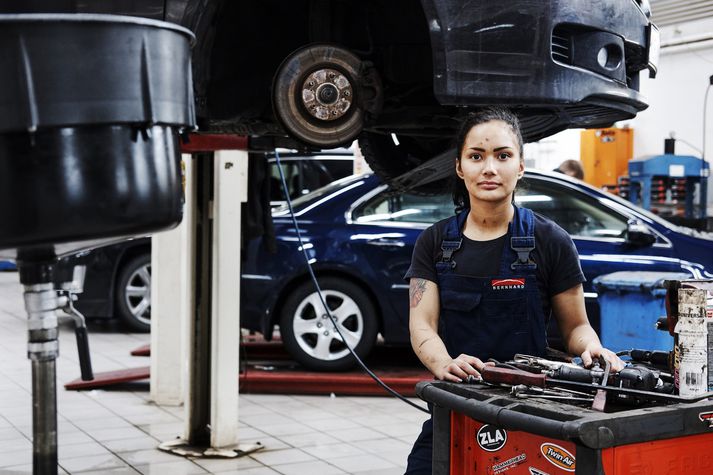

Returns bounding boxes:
[0,15,195,474]
[150,156,194,407]
[20,252,61,473]
[157,135,259,456]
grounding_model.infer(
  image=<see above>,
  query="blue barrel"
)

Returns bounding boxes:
[593,271,690,352]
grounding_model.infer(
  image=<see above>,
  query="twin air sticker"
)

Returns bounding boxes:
[491,278,525,290]
[540,443,575,472]
[476,425,507,451]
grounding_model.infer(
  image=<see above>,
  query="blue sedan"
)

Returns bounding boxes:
[241,171,713,370]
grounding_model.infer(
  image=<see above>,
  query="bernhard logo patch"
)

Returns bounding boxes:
[476,424,507,451]
[540,443,575,471]
[491,278,525,290]
[699,411,713,425]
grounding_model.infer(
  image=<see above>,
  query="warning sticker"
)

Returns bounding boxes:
[540,443,575,472]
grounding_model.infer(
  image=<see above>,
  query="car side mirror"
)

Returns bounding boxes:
[625,220,656,248]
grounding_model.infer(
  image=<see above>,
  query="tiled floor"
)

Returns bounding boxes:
[0,272,428,474]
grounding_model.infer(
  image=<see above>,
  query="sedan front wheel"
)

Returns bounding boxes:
[115,254,151,333]
[280,278,378,371]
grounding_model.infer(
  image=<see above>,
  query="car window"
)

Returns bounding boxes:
[354,189,455,224]
[517,178,628,238]
[299,161,333,196]
[269,162,301,201]
[269,156,355,203]
[318,159,354,181]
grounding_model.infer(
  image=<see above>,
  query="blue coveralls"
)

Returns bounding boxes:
[405,206,548,474]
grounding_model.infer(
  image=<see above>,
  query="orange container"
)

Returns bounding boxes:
[580,128,633,189]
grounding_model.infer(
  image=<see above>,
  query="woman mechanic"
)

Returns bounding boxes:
[404,107,624,474]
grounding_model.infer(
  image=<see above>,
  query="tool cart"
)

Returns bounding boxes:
[419,378,713,475]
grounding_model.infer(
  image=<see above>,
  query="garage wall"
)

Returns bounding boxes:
[632,17,713,157]
[524,129,582,173]
[623,15,713,205]
[530,14,713,203]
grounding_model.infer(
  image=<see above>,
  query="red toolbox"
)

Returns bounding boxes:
[418,381,713,474]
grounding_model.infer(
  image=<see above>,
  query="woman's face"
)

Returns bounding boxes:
[456,119,524,205]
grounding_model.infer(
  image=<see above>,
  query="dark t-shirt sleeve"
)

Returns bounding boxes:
[536,217,586,296]
[404,225,440,283]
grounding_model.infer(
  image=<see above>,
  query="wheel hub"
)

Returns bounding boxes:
[301,68,353,121]
[317,83,338,104]
[292,289,363,362]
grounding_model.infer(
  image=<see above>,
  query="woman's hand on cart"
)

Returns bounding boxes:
[435,354,495,382]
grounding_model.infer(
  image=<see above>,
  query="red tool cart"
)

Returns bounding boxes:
[418,381,713,475]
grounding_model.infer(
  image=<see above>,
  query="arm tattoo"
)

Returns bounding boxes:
[410,279,428,308]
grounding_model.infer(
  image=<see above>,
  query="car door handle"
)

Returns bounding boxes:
[366,238,406,248]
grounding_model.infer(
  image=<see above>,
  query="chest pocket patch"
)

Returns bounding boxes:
[481,295,529,333]
[440,292,482,312]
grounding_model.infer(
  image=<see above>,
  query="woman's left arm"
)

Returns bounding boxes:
[551,284,625,371]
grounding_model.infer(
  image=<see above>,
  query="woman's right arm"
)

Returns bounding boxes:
[409,278,484,382]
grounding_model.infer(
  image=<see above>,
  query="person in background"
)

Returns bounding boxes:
[404,107,622,474]
[555,159,585,180]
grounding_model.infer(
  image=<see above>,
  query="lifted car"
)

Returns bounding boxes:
[11,0,658,179]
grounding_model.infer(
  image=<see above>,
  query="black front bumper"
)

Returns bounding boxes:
[422,0,656,138]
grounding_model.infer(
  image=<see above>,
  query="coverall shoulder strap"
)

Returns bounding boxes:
[439,211,467,264]
[510,206,537,271]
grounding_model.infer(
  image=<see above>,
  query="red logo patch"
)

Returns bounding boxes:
[491,278,525,290]
[699,411,713,423]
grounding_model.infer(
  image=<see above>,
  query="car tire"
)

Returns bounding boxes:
[280,277,378,371]
[115,254,152,333]
[272,44,381,148]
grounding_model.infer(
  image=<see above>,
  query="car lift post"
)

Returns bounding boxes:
[150,155,194,407]
[157,135,260,456]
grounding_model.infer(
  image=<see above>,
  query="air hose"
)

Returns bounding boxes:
[274,149,430,414]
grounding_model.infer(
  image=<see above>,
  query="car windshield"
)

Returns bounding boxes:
[272,174,368,215]
[267,152,356,202]
[354,188,455,224]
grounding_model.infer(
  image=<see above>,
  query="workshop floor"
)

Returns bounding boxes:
[0,272,428,474]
